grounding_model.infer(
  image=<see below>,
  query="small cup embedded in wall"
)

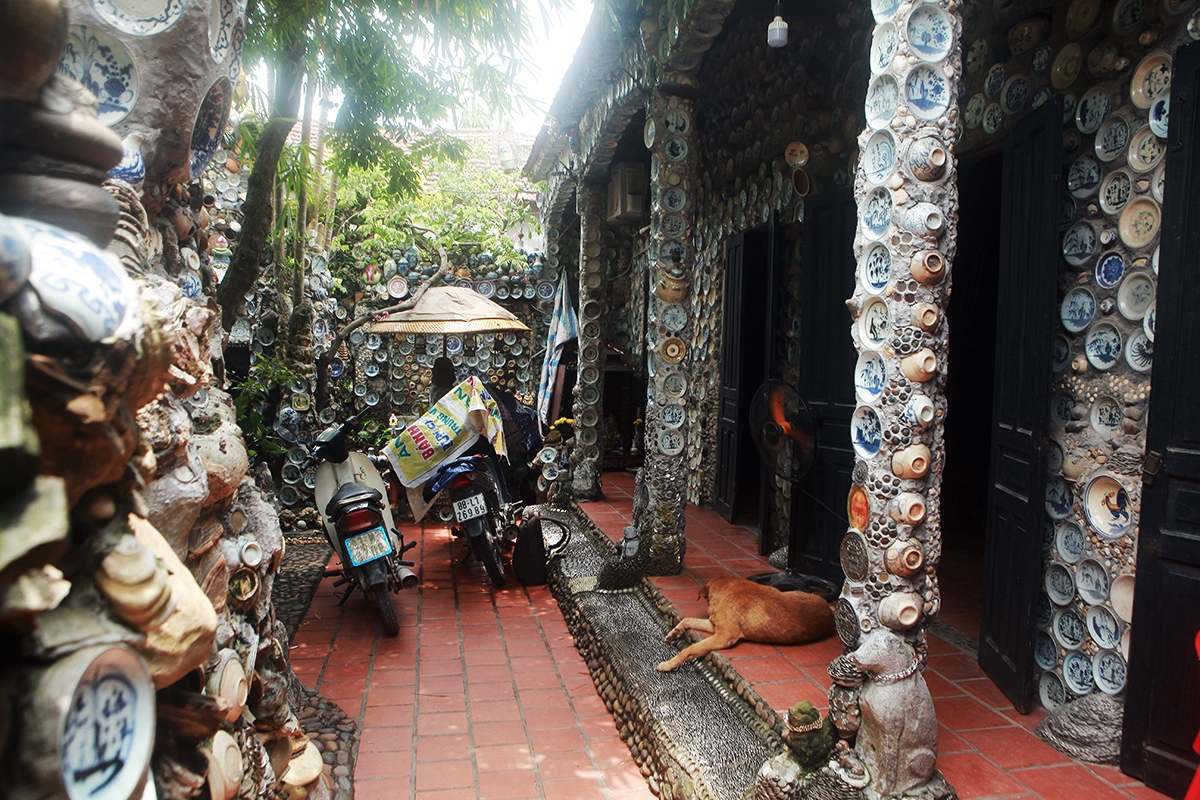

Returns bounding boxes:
[907,136,948,182]
[892,443,932,479]
[902,393,936,430]
[910,250,945,283]
[884,538,925,577]
[791,167,811,197]
[878,591,923,630]
[913,304,939,331]
[888,492,927,525]
[901,348,937,382]
[901,203,945,238]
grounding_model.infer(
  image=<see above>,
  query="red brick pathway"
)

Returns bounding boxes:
[289,471,1173,800]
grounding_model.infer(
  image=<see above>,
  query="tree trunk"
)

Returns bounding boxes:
[215,40,305,331]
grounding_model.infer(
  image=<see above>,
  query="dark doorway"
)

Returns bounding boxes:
[715,225,774,530]
[940,150,1003,639]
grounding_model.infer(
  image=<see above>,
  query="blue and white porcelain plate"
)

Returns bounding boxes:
[1053,608,1087,649]
[1125,331,1152,372]
[1145,301,1156,342]
[851,406,883,459]
[1085,473,1133,538]
[329,357,344,378]
[1113,0,1145,33]
[91,0,187,36]
[985,63,1006,98]
[1061,287,1096,332]
[1094,115,1130,162]
[1085,322,1122,370]
[476,280,496,298]
[865,75,900,128]
[1076,558,1109,604]
[18,218,132,342]
[1032,42,1053,73]
[1052,335,1071,371]
[1062,651,1094,695]
[858,298,889,349]
[1001,74,1029,114]
[210,0,236,63]
[1128,124,1166,172]
[1117,271,1155,320]
[870,23,898,74]
[905,63,950,120]
[1149,95,1169,137]
[862,187,893,240]
[190,78,233,179]
[1095,251,1125,288]
[863,129,897,185]
[1031,86,1053,110]
[1093,650,1127,694]
[966,38,988,74]
[1034,632,1058,670]
[905,4,953,61]
[1056,522,1086,563]
[860,243,891,294]
[983,102,1004,134]
[871,0,901,23]
[58,26,138,127]
[1087,605,1121,650]
[1067,153,1102,199]
[1075,87,1111,134]
[854,351,887,404]
[1046,477,1074,520]
[1091,394,1122,436]
[1059,197,1077,231]
[1046,563,1075,605]
[536,280,555,301]
[1062,221,1098,265]
[964,93,985,128]
[1099,169,1132,215]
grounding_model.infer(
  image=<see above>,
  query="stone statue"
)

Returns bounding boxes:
[851,629,938,798]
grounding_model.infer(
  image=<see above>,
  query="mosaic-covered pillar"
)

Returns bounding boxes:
[571,181,607,499]
[638,90,695,575]
[836,0,960,795]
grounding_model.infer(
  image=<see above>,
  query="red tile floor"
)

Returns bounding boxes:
[289,471,1173,800]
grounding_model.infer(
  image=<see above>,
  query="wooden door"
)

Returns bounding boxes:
[792,190,858,580]
[715,234,746,521]
[1120,40,1200,798]
[977,97,1062,712]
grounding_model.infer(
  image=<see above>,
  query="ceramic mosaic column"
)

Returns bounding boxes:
[840,0,961,721]
[572,182,607,499]
[638,91,696,575]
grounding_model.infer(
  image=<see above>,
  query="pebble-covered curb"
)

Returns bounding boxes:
[543,501,790,800]
[274,532,358,800]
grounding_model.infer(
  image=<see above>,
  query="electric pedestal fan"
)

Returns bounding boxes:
[746,379,841,600]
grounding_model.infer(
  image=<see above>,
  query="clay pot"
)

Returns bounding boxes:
[901,348,937,382]
[888,492,927,525]
[902,394,936,430]
[907,137,948,181]
[892,444,931,479]
[878,592,923,630]
[913,304,939,331]
[884,538,924,577]
[901,203,945,238]
[656,275,688,303]
[910,250,945,283]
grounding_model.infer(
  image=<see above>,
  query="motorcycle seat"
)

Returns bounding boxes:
[325,482,382,518]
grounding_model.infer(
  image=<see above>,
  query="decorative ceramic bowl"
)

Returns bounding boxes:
[1045,562,1075,605]
[58,25,138,126]
[1093,650,1127,694]
[1084,473,1134,538]
[1062,650,1094,695]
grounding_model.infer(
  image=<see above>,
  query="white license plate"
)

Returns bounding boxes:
[453,494,488,522]
[345,526,393,566]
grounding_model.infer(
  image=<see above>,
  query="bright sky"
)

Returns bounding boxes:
[510,0,596,135]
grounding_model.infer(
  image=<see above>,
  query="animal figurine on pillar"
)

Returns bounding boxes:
[657,576,835,672]
[851,629,939,797]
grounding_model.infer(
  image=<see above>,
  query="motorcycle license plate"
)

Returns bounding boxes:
[453,494,488,522]
[345,526,393,566]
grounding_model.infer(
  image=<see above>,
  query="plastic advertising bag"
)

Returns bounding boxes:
[383,376,507,520]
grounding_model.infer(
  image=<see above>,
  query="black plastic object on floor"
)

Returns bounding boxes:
[747,570,840,602]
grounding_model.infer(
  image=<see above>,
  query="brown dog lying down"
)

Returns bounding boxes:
[657,576,836,672]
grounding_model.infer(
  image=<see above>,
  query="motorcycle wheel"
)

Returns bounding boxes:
[470,516,507,588]
[371,587,400,636]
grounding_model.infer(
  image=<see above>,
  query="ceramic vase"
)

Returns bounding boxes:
[892,443,932,479]
[910,250,945,283]
[907,137,948,181]
[884,538,924,577]
[902,394,936,430]
[878,591,923,630]
[901,348,937,382]
[888,492,927,525]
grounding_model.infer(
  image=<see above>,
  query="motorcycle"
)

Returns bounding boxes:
[385,376,517,589]
[309,407,418,635]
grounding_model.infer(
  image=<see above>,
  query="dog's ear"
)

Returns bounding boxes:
[697,584,709,600]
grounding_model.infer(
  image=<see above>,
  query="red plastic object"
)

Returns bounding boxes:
[1186,629,1200,800]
